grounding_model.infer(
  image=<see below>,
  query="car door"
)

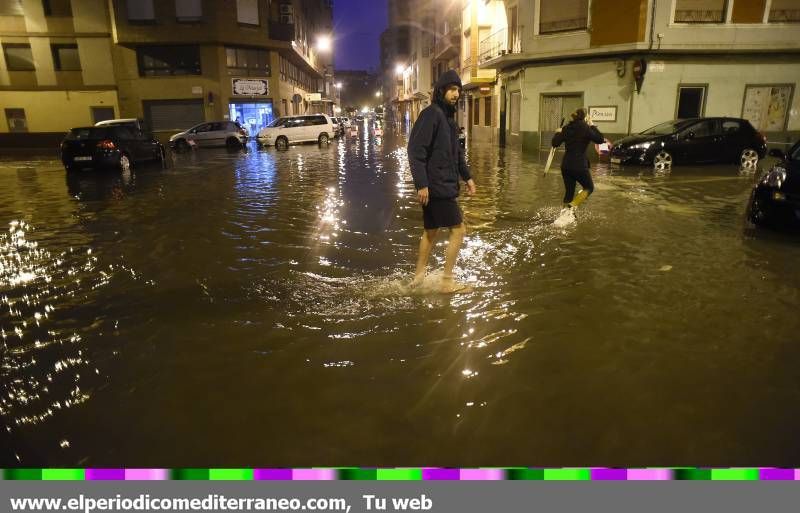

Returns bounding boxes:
[190,123,212,147]
[679,119,720,164]
[720,119,749,163]
[113,126,139,160]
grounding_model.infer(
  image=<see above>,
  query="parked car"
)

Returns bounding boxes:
[340,117,352,129]
[256,114,334,150]
[169,121,247,150]
[60,125,165,172]
[330,117,343,136]
[610,117,767,170]
[747,141,800,228]
[95,118,146,131]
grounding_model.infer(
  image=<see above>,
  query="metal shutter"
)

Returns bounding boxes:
[144,100,204,132]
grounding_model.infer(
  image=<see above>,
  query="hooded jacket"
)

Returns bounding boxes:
[407,69,471,199]
[552,119,605,171]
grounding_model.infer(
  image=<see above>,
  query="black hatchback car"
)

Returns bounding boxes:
[610,117,766,170]
[747,141,800,228]
[60,126,165,172]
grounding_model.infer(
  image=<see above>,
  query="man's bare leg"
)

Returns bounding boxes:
[440,223,466,292]
[412,228,439,286]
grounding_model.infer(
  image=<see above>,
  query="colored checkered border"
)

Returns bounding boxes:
[2,469,799,480]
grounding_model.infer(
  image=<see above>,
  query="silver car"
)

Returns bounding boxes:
[169,121,247,150]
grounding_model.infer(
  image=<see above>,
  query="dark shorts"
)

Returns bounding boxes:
[422,198,463,229]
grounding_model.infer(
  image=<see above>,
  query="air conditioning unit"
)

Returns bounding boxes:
[279,4,293,15]
[280,14,293,24]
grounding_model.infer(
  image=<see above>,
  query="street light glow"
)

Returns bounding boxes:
[395,64,405,75]
[335,82,342,89]
[317,35,332,52]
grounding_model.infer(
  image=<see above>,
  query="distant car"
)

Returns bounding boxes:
[747,141,800,228]
[169,121,247,150]
[610,117,767,170]
[60,125,165,172]
[330,117,343,136]
[256,114,334,150]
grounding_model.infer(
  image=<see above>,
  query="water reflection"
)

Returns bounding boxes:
[2,138,800,466]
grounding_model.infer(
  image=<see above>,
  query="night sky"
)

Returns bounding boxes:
[333,0,388,72]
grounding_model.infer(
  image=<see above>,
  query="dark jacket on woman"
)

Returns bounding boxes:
[407,70,471,199]
[552,119,604,171]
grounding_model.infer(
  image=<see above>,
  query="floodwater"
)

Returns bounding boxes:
[2,127,800,467]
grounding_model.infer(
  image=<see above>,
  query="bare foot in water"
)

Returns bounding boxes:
[440,276,472,294]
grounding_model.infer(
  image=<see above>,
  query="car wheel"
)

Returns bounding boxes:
[653,150,672,171]
[119,153,131,173]
[226,137,242,149]
[177,139,190,152]
[318,133,330,145]
[740,148,759,170]
[275,136,289,150]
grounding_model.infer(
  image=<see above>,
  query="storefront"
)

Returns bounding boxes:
[228,101,275,137]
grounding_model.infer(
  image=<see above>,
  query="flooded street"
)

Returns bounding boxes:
[2,130,800,468]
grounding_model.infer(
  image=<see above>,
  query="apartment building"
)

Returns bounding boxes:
[0,0,118,148]
[0,0,335,146]
[476,0,800,152]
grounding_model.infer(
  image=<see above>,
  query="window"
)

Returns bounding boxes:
[175,0,202,21]
[42,0,72,16]
[127,0,155,21]
[91,106,115,124]
[3,44,35,71]
[236,0,259,25]
[721,119,741,133]
[683,119,718,138]
[473,98,480,125]
[674,0,727,23]
[137,45,201,76]
[0,0,23,16]
[510,91,521,134]
[539,0,588,34]
[484,96,492,127]
[5,108,27,132]
[51,44,81,71]
[769,0,800,22]
[676,86,706,118]
[742,85,793,131]
[225,47,270,76]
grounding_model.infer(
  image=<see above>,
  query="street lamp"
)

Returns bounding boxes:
[395,63,405,75]
[335,82,342,89]
[375,91,382,97]
[316,35,332,53]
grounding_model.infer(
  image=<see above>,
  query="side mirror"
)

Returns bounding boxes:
[769,148,786,159]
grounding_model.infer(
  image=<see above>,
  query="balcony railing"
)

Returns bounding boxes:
[433,29,460,59]
[478,27,522,64]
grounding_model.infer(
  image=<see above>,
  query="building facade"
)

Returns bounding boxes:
[477,0,800,152]
[1,0,335,146]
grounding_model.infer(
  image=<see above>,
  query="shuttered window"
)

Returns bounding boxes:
[144,100,204,132]
[236,0,259,25]
[127,0,155,21]
[539,0,588,34]
[175,0,202,21]
[674,0,727,23]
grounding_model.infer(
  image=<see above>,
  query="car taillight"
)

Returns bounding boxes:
[96,139,116,149]
[759,132,767,144]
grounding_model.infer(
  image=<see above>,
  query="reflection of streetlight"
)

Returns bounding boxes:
[316,35,332,52]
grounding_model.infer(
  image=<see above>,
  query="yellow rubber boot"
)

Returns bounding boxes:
[568,189,590,208]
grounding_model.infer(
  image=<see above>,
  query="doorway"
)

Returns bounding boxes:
[228,101,275,137]
[539,94,583,149]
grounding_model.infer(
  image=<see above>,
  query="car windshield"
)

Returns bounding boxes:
[66,128,108,140]
[268,118,287,128]
[639,120,693,136]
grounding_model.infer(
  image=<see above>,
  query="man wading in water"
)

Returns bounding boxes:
[407,69,476,293]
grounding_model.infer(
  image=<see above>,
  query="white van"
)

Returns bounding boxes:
[257,114,334,149]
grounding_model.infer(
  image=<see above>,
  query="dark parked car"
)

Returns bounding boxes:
[610,117,766,170]
[61,126,165,172]
[747,141,800,228]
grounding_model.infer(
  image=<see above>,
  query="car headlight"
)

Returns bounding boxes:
[761,167,787,188]
[630,142,653,150]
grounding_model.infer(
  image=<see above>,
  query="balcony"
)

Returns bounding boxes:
[433,23,460,61]
[478,27,522,65]
[268,21,295,42]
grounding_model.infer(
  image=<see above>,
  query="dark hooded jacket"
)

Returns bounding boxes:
[407,69,471,199]
[552,119,604,171]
